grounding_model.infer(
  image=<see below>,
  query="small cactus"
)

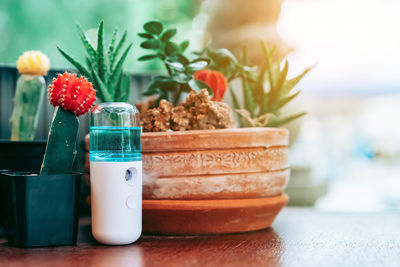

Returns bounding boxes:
[40,73,96,175]
[193,70,227,102]
[10,51,50,141]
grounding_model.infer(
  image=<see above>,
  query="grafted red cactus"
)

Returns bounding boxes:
[41,72,97,175]
[193,70,227,102]
[49,72,96,116]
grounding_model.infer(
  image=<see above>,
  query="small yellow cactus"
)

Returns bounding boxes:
[17,50,50,76]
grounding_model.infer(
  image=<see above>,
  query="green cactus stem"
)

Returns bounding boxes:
[10,75,45,141]
[40,107,79,175]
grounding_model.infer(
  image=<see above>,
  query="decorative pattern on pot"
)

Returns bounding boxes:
[143,147,288,176]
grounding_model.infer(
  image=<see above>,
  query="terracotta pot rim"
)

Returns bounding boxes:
[142,127,288,137]
[141,127,289,152]
[143,194,288,210]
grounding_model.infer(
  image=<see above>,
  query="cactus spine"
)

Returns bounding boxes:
[10,75,45,141]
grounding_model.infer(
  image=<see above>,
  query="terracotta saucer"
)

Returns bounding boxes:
[142,194,288,235]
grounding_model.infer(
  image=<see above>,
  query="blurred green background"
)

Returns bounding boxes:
[0,0,200,72]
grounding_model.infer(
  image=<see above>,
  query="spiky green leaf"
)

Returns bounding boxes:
[107,28,118,71]
[273,90,301,112]
[109,43,133,93]
[76,23,97,63]
[267,112,306,127]
[115,74,130,102]
[275,60,289,94]
[111,30,127,68]
[93,69,113,102]
[57,46,91,78]
[97,21,107,80]
[229,87,241,110]
[281,67,312,96]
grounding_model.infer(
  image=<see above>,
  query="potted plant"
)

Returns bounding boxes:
[134,22,312,234]
[0,51,50,172]
[1,72,96,247]
[0,50,50,235]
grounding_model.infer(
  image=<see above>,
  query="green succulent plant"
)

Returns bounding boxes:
[195,47,256,82]
[227,41,312,127]
[138,20,212,106]
[57,21,133,103]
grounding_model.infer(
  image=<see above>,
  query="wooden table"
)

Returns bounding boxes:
[1,208,400,267]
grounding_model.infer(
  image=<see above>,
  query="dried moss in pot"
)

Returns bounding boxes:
[138,89,234,132]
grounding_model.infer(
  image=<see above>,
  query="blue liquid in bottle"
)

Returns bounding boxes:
[90,126,142,162]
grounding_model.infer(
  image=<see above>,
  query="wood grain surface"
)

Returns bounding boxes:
[1,208,400,267]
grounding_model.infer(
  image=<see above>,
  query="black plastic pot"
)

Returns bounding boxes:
[1,172,81,247]
[0,169,11,236]
[0,141,46,237]
[0,140,47,171]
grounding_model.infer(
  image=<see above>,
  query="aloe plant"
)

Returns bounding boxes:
[230,41,312,127]
[57,21,132,103]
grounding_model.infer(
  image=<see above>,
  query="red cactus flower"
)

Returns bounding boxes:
[49,72,96,116]
[193,69,227,101]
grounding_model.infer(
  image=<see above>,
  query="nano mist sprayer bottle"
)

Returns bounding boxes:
[89,102,142,245]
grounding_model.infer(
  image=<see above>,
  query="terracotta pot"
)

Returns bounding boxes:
[85,127,290,200]
[141,128,289,200]
[142,194,289,235]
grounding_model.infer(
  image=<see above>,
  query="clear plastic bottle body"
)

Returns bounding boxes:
[90,102,141,162]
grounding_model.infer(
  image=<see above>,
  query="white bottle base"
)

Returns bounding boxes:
[90,161,142,245]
